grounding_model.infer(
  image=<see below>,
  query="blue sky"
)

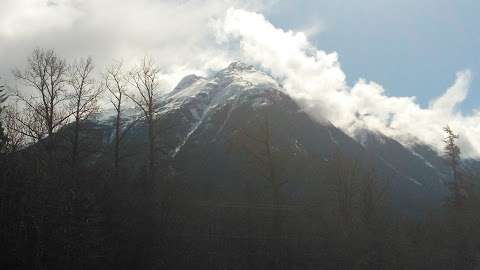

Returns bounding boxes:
[265,0,479,111]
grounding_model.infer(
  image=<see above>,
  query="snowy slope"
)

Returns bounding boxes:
[156,62,283,156]
[160,61,280,113]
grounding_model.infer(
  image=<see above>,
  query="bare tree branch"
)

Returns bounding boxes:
[13,48,71,156]
[125,56,162,182]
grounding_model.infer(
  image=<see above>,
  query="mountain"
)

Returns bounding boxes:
[9,61,479,269]
[87,62,462,215]
[352,129,450,210]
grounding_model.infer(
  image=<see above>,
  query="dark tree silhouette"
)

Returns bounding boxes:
[4,49,480,270]
[126,56,161,183]
[104,61,127,176]
[0,82,7,154]
[67,57,102,171]
[444,126,464,207]
[13,48,71,158]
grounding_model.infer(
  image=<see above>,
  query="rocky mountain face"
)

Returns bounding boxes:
[88,62,472,215]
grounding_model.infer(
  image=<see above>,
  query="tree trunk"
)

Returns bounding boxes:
[114,107,121,178]
[72,118,80,167]
[147,115,155,184]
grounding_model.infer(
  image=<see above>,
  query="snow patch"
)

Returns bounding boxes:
[354,129,387,146]
[252,96,273,108]
[327,129,339,146]
[409,149,435,169]
[215,104,235,137]
[407,177,423,186]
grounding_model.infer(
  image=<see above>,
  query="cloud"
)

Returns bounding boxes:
[218,8,480,158]
[430,71,471,113]
[0,0,277,89]
[1,2,478,158]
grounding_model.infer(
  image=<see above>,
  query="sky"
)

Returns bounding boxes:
[265,0,480,111]
[0,0,479,157]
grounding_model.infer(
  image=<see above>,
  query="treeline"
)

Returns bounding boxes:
[1,48,480,270]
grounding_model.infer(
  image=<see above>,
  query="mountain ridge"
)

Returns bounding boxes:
[79,61,479,215]
[10,60,474,221]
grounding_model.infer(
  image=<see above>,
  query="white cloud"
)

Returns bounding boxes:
[430,71,471,113]
[0,0,81,38]
[218,8,480,158]
[1,2,478,158]
[0,0,277,89]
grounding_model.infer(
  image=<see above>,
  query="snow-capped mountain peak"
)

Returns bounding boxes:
[153,62,285,156]
[224,61,256,72]
[159,62,280,115]
[170,74,206,95]
[216,61,279,90]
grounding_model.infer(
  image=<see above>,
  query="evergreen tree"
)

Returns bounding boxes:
[443,126,464,207]
[443,126,478,270]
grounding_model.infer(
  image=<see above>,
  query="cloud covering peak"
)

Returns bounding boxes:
[218,8,480,158]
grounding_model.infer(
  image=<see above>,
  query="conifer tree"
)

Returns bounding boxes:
[444,126,464,207]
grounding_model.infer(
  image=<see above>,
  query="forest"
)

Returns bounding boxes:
[1,48,480,270]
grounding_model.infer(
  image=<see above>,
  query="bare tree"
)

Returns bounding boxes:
[13,48,71,156]
[104,61,127,176]
[126,56,161,182]
[0,83,7,154]
[67,57,102,168]
[1,105,27,153]
[7,102,47,145]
